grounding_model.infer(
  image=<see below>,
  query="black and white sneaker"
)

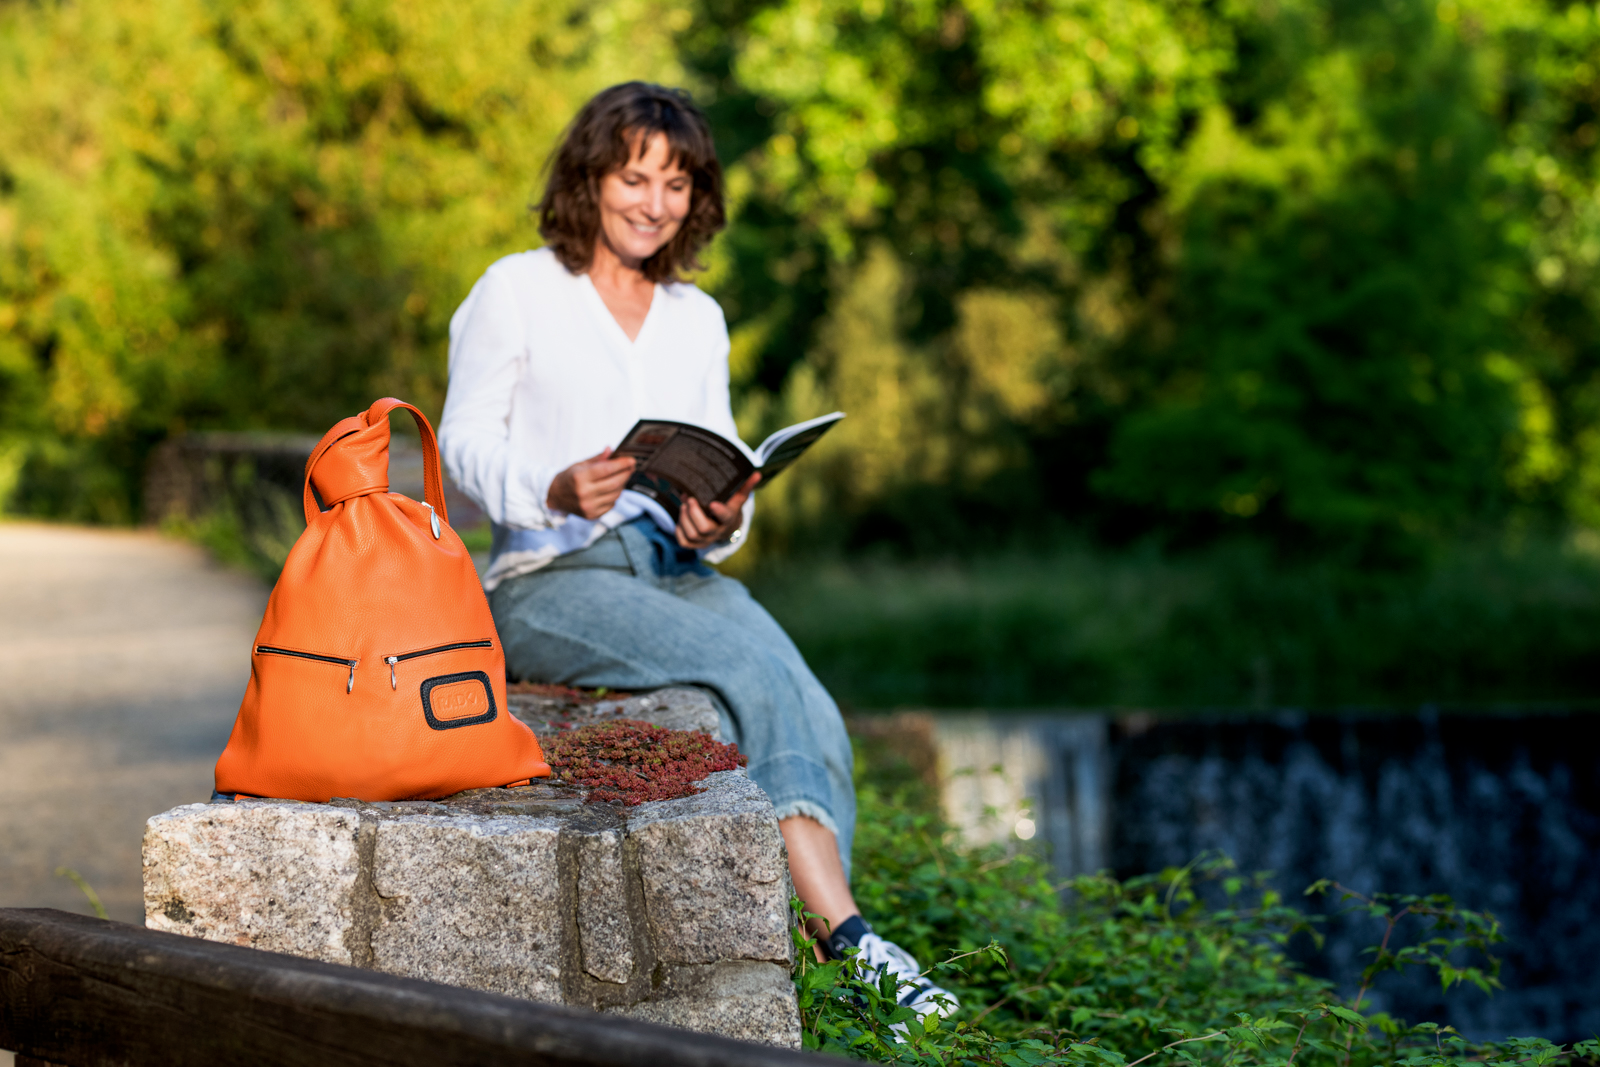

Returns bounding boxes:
[853,931,959,1024]
[825,915,958,1026]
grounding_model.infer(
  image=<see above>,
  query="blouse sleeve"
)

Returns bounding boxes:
[696,299,756,564]
[439,266,569,530]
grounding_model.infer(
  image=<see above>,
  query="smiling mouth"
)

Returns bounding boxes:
[628,220,666,234]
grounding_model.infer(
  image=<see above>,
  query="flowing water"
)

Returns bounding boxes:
[927,709,1600,1042]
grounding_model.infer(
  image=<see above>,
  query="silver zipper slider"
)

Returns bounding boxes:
[386,656,399,690]
[347,661,357,694]
[422,502,441,540]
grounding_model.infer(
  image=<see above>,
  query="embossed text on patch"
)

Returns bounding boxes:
[420,671,497,730]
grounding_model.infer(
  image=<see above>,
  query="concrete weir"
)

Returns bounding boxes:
[140,688,801,1048]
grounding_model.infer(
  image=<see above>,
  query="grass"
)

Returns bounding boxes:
[746,534,1600,709]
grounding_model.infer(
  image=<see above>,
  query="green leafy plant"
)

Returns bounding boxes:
[791,897,1020,1062]
[799,781,1600,1066]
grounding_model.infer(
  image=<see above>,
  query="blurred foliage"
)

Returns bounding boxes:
[159,470,304,582]
[0,0,687,521]
[697,0,1600,564]
[750,533,1600,706]
[5,0,1600,611]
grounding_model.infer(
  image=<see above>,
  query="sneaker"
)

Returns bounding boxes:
[851,931,960,1023]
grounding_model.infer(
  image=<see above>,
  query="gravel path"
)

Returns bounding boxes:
[0,522,265,925]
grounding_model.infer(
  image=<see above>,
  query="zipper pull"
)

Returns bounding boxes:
[386,656,398,690]
[422,502,441,540]
[347,660,357,694]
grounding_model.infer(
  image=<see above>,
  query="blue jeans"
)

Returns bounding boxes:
[489,520,856,877]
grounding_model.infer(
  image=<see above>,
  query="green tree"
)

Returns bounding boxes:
[6,0,1600,568]
[0,0,688,520]
[690,0,1600,560]
[1095,0,1522,557]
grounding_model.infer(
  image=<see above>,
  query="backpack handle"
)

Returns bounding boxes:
[302,398,451,526]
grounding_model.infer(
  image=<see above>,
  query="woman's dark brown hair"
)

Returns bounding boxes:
[538,82,725,283]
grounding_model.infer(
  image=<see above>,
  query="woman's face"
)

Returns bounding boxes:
[595,132,692,270]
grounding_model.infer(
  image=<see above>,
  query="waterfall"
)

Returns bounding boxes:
[924,710,1600,1042]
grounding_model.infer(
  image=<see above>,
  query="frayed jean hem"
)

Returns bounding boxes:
[772,798,840,838]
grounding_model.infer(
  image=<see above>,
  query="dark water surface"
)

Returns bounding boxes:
[1108,710,1600,1042]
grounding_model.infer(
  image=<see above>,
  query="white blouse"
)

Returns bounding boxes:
[439,248,754,591]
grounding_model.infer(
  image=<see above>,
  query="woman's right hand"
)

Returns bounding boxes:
[546,447,637,519]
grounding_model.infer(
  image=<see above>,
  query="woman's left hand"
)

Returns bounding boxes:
[676,472,760,550]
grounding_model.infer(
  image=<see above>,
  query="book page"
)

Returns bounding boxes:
[617,420,755,507]
[754,411,845,484]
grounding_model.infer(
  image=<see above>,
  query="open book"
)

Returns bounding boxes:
[617,411,845,522]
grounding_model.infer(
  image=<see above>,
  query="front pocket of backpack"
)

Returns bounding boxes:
[256,645,361,694]
[419,670,497,730]
[381,639,494,690]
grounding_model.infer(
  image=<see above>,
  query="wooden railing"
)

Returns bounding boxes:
[0,909,820,1067]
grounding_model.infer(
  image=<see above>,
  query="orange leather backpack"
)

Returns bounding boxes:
[214,398,550,801]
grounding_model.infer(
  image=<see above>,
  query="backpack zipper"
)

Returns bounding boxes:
[257,645,360,694]
[383,639,493,690]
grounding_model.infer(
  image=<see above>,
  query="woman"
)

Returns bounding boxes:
[439,82,953,1017]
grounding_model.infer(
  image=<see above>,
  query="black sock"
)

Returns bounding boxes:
[825,914,871,960]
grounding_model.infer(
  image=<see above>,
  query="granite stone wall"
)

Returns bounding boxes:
[142,689,800,1048]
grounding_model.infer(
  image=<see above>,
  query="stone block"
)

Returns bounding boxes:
[613,961,802,1047]
[576,829,634,984]
[143,802,361,962]
[506,685,723,739]
[371,814,565,1002]
[629,773,792,966]
[142,708,798,1048]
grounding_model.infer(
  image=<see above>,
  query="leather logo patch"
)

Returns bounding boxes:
[420,671,497,731]
[431,681,488,720]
